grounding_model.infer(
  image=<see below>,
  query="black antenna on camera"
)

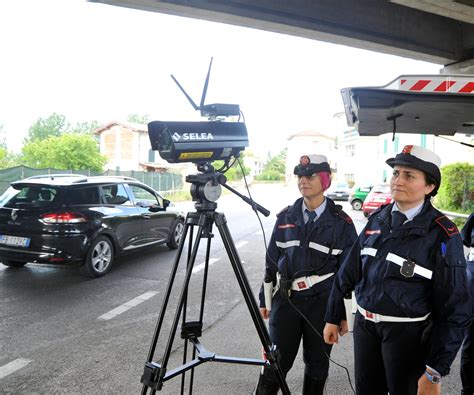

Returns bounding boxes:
[170,57,241,119]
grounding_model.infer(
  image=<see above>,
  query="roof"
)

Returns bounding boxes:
[12,175,143,188]
[287,130,335,141]
[95,121,148,134]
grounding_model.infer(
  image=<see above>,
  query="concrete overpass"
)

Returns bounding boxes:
[89,0,474,73]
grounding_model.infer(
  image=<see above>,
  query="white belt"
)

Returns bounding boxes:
[386,253,432,280]
[360,248,433,280]
[291,272,334,291]
[357,305,430,323]
[309,242,342,255]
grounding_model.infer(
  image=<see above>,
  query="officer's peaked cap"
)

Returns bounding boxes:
[294,154,331,176]
[386,145,441,188]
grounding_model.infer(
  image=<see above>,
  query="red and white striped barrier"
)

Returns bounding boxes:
[389,75,474,94]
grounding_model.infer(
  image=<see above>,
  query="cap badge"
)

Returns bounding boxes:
[299,155,310,166]
[402,145,414,154]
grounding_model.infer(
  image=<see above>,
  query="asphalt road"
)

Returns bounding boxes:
[0,183,464,394]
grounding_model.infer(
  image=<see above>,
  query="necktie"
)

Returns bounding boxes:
[305,209,317,233]
[391,211,407,228]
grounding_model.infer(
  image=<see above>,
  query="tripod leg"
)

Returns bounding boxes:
[181,225,195,395]
[213,212,291,394]
[141,212,207,394]
[188,220,214,395]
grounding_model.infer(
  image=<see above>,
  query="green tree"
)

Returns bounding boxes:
[0,123,5,148]
[25,113,70,144]
[128,113,150,124]
[70,120,100,135]
[22,134,107,172]
[435,162,473,214]
[212,155,250,181]
[256,148,287,181]
[0,147,21,169]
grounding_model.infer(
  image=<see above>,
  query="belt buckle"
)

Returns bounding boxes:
[296,279,309,290]
[365,309,381,323]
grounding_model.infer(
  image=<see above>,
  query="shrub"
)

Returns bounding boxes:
[435,162,473,214]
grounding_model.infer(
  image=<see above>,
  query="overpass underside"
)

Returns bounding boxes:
[90,0,474,71]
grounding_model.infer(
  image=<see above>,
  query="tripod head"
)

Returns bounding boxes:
[186,162,270,217]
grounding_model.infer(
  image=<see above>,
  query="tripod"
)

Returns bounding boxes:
[140,171,290,394]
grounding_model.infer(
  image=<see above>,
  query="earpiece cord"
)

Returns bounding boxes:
[287,298,356,394]
[238,180,355,394]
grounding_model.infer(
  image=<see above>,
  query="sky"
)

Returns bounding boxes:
[0,0,441,156]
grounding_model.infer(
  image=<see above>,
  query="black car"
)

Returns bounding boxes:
[0,175,185,277]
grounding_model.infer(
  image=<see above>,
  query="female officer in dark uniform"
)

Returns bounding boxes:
[323,145,471,395]
[254,154,357,395]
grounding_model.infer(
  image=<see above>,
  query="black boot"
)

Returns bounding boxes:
[302,374,326,395]
[254,372,279,395]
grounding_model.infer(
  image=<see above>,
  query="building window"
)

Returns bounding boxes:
[420,134,427,148]
[394,136,399,152]
[383,139,388,154]
[148,149,154,162]
[345,144,355,157]
[345,174,354,182]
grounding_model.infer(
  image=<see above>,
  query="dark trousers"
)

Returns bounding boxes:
[353,312,430,395]
[263,292,332,383]
[461,320,474,394]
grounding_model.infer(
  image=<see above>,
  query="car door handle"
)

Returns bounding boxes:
[141,214,151,219]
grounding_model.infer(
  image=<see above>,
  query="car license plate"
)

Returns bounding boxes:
[0,235,30,247]
[336,193,343,197]
[374,198,387,203]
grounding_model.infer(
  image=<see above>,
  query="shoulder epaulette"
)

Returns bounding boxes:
[336,209,353,225]
[435,215,460,237]
[276,205,290,218]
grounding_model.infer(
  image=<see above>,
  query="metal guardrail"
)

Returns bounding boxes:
[441,210,470,219]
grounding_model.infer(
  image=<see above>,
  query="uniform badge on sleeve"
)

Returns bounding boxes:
[435,215,459,237]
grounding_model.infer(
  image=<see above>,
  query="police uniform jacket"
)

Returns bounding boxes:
[325,200,472,376]
[259,197,357,306]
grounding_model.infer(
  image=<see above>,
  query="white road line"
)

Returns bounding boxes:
[192,258,219,274]
[235,241,248,249]
[0,358,32,380]
[98,291,158,320]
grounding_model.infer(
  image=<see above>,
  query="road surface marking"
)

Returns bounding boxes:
[98,291,158,320]
[0,358,32,380]
[192,258,219,274]
[235,241,248,249]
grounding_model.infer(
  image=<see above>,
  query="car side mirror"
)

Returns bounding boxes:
[163,199,171,209]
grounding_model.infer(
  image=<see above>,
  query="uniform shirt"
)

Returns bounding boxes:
[259,197,357,304]
[391,201,423,223]
[325,200,471,376]
[302,198,327,224]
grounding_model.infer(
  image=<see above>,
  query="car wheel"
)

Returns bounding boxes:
[82,236,114,277]
[351,199,363,211]
[167,219,184,249]
[2,260,27,268]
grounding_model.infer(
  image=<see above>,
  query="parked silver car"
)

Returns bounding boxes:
[325,182,351,201]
